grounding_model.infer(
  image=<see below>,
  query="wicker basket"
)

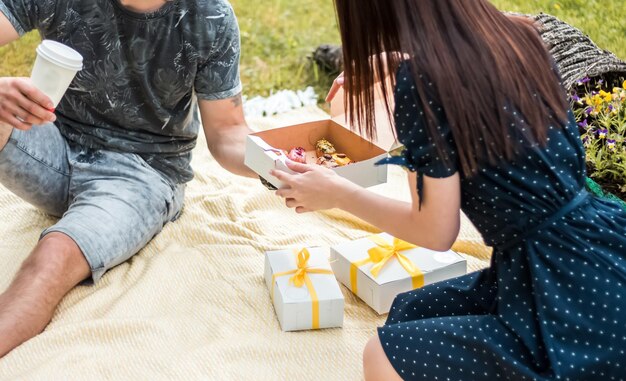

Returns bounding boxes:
[532,13,626,91]
[532,14,626,208]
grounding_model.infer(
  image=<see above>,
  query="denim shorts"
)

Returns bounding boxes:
[0,123,185,282]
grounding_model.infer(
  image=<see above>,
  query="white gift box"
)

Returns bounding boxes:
[244,85,401,190]
[264,247,344,332]
[330,233,467,314]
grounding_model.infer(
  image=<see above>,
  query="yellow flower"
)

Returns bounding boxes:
[554,3,562,10]
[600,90,613,103]
[623,80,626,89]
[593,95,604,106]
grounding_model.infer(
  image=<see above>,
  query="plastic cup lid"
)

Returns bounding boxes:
[36,40,84,71]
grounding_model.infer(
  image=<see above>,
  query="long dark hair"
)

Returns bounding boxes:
[333,0,569,176]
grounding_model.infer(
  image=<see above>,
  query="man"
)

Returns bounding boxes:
[0,0,256,356]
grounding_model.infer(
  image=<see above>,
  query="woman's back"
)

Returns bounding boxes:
[384,61,626,378]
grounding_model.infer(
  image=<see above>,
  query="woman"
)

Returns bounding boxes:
[271,0,626,380]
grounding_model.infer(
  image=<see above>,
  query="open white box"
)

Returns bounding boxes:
[330,233,467,315]
[264,247,344,332]
[245,87,400,189]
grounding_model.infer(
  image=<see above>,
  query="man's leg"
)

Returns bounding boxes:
[44,147,184,283]
[0,128,183,356]
[0,232,89,357]
[0,123,12,151]
[0,123,75,357]
[0,123,71,217]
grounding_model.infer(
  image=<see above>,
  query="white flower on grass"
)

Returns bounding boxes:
[243,87,318,118]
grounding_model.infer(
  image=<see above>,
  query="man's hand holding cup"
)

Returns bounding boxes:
[0,40,83,131]
[0,77,55,130]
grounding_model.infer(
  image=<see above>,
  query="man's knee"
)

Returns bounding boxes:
[22,232,90,285]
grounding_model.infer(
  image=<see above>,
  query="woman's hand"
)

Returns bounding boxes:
[270,159,358,213]
[0,77,56,130]
[325,72,344,103]
[325,52,405,104]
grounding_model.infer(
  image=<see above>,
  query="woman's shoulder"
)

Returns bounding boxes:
[393,60,441,111]
[394,61,418,97]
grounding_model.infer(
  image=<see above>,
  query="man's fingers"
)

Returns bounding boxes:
[16,96,55,123]
[0,110,33,130]
[15,78,54,109]
[295,207,311,214]
[6,104,45,125]
[285,160,313,173]
[11,79,56,122]
[10,115,33,130]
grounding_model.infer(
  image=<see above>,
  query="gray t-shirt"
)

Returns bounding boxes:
[0,0,242,183]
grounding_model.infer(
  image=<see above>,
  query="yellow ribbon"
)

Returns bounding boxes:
[271,248,334,329]
[350,236,424,294]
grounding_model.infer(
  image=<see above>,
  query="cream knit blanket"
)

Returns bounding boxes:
[0,106,491,380]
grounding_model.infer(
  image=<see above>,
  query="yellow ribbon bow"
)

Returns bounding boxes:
[350,236,424,294]
[271,248,334,329]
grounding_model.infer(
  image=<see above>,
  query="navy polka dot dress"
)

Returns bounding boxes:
[377,63,626,380]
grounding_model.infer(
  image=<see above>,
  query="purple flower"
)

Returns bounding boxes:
[598,129,608,139]
[585,107,594,115]
[598,79,604,85]
[578,119,589,129]
[607,139,616,150]
[608,104,614,112]
[582,77,591,84]
[571,94,581,102]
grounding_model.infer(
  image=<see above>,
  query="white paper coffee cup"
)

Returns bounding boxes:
[30,40,83,107]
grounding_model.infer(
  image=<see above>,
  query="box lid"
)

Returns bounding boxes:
[329,84,400,152]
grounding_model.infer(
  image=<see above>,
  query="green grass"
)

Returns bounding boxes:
[0,32,39,77]
[1,0,625,99]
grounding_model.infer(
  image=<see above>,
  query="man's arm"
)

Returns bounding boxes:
[0,11,54,131]
[0,11,19,147]
[0,10,55,150]
[199,93,257,178]
[0,11,19,46]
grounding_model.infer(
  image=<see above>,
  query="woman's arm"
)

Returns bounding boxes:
[272,161,461,251]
